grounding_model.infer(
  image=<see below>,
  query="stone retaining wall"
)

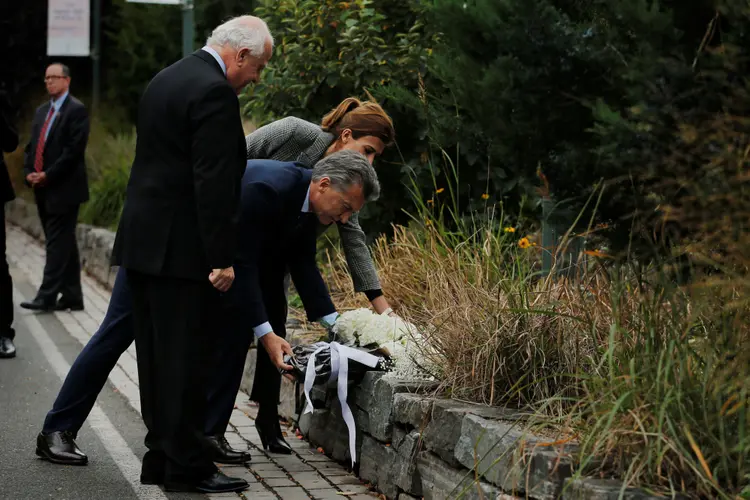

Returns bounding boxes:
[5,198,118,289]
[5,197,667,499]
[286,372,665,500]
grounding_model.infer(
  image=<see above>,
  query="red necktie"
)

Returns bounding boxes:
[33,106,56,173]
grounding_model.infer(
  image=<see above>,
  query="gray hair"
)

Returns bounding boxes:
[206,16,273,57]
[312,150,380,201]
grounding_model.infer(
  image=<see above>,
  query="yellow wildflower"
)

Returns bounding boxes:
[503,227,516,233]
[427,199,434,205]
[425,219,432,227]
[436,188,445,194]
[518,237,531,249]
[583,249,611,258]
[481,193,489,200]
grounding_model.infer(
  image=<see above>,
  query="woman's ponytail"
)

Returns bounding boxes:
[320,97,395,146]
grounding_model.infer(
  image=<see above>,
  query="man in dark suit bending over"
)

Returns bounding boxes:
[112,16,275,494]
[207,149,380,449]
[21,63,89,312]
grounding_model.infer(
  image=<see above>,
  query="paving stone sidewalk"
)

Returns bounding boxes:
[7,224,378,500]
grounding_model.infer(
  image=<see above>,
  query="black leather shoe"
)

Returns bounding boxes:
[21,298,55,312]
[55,298,84,311]
[0,337,16,358]
[255,418,292,454]
[164,471,248,493]
[202,434,251,464]
[36,431,88,465]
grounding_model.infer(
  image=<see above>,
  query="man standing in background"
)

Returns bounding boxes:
[0,90,19,358]
[20,63,89,312]
[112,16,279,494]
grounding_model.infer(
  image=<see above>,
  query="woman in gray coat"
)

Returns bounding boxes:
[245,97,396,453]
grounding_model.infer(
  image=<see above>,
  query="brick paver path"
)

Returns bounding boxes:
[7,224,377,500]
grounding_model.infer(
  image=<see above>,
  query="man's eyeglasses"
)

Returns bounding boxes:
[44,76,68,82]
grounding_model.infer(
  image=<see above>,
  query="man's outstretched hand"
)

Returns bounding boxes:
[260,332,294,372]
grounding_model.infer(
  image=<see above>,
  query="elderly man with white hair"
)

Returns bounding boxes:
[107,16,273,493]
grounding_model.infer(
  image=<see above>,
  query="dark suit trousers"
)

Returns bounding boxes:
[43,267,134,434]
[128,270,217,481]
[249,264,288,419]
[1,210,13,339]
[35,200,82,304]
[43,264,247,438]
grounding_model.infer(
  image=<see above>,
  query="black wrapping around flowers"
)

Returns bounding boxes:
[281,342,393,386]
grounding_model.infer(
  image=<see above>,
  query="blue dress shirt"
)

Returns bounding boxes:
[44,91,69,142]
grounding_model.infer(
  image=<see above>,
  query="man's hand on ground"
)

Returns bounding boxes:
[260,332,294,372]
[209,266,234,292]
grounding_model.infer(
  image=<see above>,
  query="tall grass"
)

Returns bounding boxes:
[320,134,750,497]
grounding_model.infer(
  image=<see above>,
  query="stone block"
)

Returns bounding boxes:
[354,376,438,442]
[6,199,44,240]
[358,434,400,499]
[416,451,501,500]
[422,400,474,467]
[397,494,420,500]
[300,399,364,465]
[454,414,573,499]
[352,371,385,409]
[393,393,433,430]
[394,430,423,496]
[392,426,408,450]
[78,226,117,287]
[275,486,312,500]
[562,478,669,500]
[423,400,525,468]
[7,199,119,289]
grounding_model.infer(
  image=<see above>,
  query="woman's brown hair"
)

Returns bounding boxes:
[320,97,395,146]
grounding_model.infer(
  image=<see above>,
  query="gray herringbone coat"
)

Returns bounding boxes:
[245,116,381,292]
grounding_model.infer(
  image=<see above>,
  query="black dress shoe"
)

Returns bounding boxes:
[201,434,251,464]
[20,299,55,312]
[255,417,292,454]
[36,431,88,465]
[55,298,84,311]
[0,337,16,358]
[164,471,248,493]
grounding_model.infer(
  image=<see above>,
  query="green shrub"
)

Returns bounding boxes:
[244,0,436,236]
[80,127,135,229]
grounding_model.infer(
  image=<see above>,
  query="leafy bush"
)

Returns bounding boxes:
[245,0,436,236]
[80,127,135,229]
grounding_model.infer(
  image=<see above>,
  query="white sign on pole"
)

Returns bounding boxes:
[47,0,90,56]
[126,0,183,5]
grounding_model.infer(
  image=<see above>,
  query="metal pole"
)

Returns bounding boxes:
[182,0,194,58]
[92,0,101,113]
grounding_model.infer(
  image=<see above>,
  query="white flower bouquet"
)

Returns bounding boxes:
[332,308,436,381]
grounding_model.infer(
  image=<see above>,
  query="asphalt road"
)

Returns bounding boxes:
[0,269,206,500]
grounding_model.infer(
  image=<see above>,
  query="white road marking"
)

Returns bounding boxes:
[14,287,168,500]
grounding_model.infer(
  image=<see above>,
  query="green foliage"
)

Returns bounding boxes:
[80,126,136,229]
[244,0,436,235]
[246,0,430,121]
[381,0,693,241]
[102,0,182,119]
[103,0,254,121]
